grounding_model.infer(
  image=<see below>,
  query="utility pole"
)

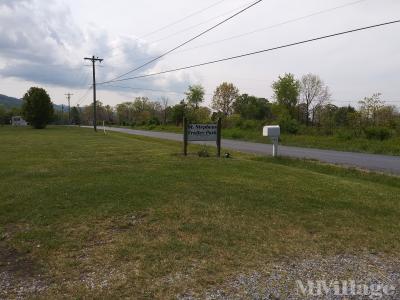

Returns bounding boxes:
[77,104,81,127]
[61,104,64,124]
[65,93,73,124]
[84,55,103,131]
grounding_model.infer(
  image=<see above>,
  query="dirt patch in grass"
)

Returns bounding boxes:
[0,241,48,299]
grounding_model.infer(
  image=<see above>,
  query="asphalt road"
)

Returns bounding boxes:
[86,126,400,175]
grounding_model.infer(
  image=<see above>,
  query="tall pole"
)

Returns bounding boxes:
[61,104,64,124]
[84,55,103,132]
[65,93,73,124]
[77,104,81,127]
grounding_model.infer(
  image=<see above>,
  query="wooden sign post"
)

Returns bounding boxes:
[183,117,188,156]
[183,117,222,157]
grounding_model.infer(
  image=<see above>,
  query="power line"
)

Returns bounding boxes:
[76,87,93,107]
[102,0,263,84]
[72,65,92,107]
[115,0,367,68]
[106,0,366,71]
[106,0,256,61]
[102,84,186,95]
[332,100,400,103]
[101,84,213,96]
[147,0,260,45]
[138,0,227,39]
[168,0,368,56]
[100,20,400,85]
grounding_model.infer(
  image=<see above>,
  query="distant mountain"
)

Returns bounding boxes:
[0,94,22,109]
[0,94,64,111]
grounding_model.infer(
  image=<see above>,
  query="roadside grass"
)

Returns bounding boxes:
[0,126,399,298]
[130,124,400,156]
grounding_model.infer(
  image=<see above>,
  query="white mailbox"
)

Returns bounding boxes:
[263,125,280,138]
[263,125,280,157]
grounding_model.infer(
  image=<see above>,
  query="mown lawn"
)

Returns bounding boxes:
[129,124,400,156]
[0,126,399,298]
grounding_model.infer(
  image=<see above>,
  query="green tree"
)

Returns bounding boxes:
[375,106,398,128]
[233,94,270,120]
[334,106,355,127]
[186,106,211,123]
[212,82,239,116]
[316,104,338,135]
[185,84,205,109]
[71,107,81,125]
[171,100,187,126]
[22,87,54,129]
[272,73,300,118]
[116,102,135,125]
[0,105,6,126]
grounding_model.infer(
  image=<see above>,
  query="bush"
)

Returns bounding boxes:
[239,119,263,130]
[198,146,210,157]
[146,124,156,130]
[336,129,355,141]
[364,127,392,141]
[223,114,242,128]
[229,129,244,139]
[147,117,160,126]
[279,117,299,134]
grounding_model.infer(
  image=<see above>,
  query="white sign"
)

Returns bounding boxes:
[187,124,218,141]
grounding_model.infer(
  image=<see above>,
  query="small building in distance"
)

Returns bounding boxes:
[11,116,28,126]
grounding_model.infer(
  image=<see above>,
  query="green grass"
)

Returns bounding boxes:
[0,126,400,298]
[224,127,400,155]
[130,124,400,155]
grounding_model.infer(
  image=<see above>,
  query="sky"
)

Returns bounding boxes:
[0,0,399,108]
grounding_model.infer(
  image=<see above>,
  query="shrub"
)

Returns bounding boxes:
[223,114,242,128]
[146,124,156,130]
[336,129,355,141]
[198,146,210,157]
[279,117,299,134]
[364,127,392,141]
[147,117,160,126]
[230,130,244,139]
[239,119,262,130]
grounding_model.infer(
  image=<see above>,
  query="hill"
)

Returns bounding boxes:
[0,93,63,111]
[0,94,22,109]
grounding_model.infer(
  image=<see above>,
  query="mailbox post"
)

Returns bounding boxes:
[263,125,280,157]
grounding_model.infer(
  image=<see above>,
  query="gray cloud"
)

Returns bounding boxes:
[0,0,192,95]
[0,0,31,9]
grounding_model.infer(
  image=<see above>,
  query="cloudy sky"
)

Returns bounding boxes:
[0,0,399,108]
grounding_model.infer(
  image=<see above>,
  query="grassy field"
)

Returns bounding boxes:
[1,126,400,298]
[129,124,400,156]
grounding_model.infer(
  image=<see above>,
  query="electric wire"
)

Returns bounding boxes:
[99,20,400,85]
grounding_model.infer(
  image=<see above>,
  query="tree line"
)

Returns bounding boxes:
[74,73,399,140]
[1,74,399,141]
